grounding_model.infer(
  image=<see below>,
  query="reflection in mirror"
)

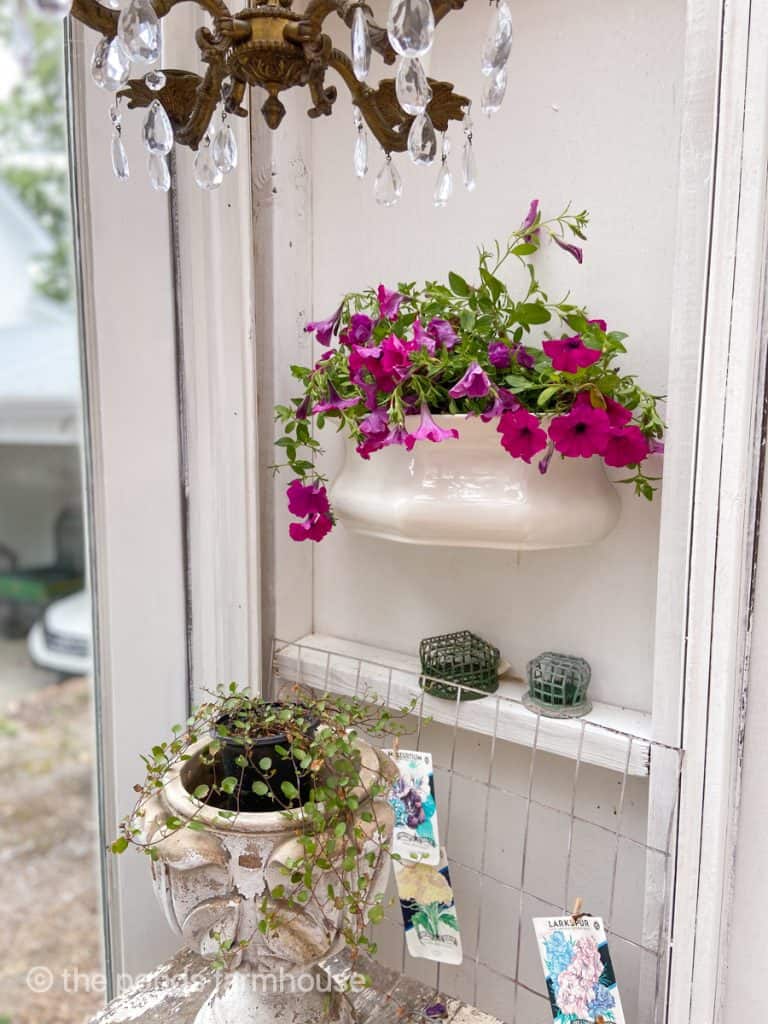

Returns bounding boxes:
[0,2,104,1020]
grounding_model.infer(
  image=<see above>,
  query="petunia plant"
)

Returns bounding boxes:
[274,200,665,543]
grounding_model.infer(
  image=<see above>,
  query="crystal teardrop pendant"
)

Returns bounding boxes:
[354,128,368,178]
[147,152,170,191]
[111,133,130,182]
[212,121,237,174]
[462,138,477,191]
[144,69,166,91]
[374,155,402,207]
[481,0,514,75]
[27,0,72,19]
[143,99,173,155]
[434,162,453,207]
[407,112,437,165]
[395,56,432,115]
[194,143,223,190]
[387,0,435,57]
[481,65,508,115]
[91,36,131,92]
[118,0,160,65]
[351,6,372,82]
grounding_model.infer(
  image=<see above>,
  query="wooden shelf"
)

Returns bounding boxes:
[272,633,653,777]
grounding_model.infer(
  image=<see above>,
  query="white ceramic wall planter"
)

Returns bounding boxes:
[330,415,621,550]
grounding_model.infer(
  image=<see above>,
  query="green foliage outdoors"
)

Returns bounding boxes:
[0,0,73,303]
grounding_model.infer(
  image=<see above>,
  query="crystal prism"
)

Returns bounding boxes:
[143,99,173,155]
[351,6,371,82]
[28,0,72,18]
[387,0,435,57]
[194,145,223,190]
[144,69,166,91]
[481,65,507,115]
[91,36,131,91]
[147,152,170,192]
[407,113,437,165]
[462,138,477,191]
[481,0,513,75]
[374,158,402,207]
[111,133,130,182]
[354,129,368,178]
[212,122,237,174]
[119,0,160,65]
[434,162,453,207]
[396,56,432,115]
[105,0,122,9]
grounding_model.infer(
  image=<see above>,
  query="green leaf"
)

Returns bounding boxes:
[220,776,238,795]
[193,784,210,800]
[111,836,129,854]
[281,780,299,800]
[259,757,272,771]
[368,904,385,925]
[537,386,558,407]
[448,271,471,297]
[186,821,206,832]
[459,309,475,331]
[511,242,537,256]
[251,781,269,796]
[517,303,551,325]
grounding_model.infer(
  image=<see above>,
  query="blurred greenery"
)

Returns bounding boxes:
[0,0,73,304]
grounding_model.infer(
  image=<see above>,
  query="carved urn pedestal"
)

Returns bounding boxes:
[142,736,396,1024]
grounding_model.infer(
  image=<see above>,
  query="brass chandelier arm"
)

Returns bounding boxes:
[300,1,396,65]
[70,0,118,38]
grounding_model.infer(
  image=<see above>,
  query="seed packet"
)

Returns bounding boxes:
[383,748,440,866]
[394,849,463,965]
[533,916,626,1023]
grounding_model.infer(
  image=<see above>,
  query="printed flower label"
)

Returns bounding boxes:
[533,916,625,1023]
[384,748,440,866]
[394,848,463,965]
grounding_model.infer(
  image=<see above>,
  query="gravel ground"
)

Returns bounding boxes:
[0,676,104,1024]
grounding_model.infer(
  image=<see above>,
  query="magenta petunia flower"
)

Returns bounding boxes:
[287,478,330,519]
[549,404,611,458]
[356,423,409,459]
[543,335,602,374]
[649,437,665,455]
[603,425,650,467]
[305,306,342,344]
[553,235,584,264]
[377,284,405,320]
[497,408,548,463]
[588,318,607,332]
[412,318,436,354]
[575,390,632,427]
[538,441,555,475]
[426,317,460,350]
[449,361,492,399]
[405,406,459,449]
[295,394,311,421]
[381,334,417,379]
[347,313,374,346]
[312,382,359,414]
[349,343,396,394]
[488,341,512,369]
[289,514,333,543]
[286,480,333,543]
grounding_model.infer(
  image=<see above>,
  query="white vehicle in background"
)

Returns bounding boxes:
[28,590,92,677]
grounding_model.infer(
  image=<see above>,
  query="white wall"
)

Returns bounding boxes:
[304,0,685,713]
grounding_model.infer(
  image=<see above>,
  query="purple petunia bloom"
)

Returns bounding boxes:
[521,198,540,240]
[286,479,333,543]
[549,404,611,458]
[305,306,342,344]
[488,340,512,369]
[312,382,359,414]
[426,317,460,350]
[347,313,374,346]
[497,409,548,463]
[360,406,390,436]
[294,394,311,421]
[513,343,535,370]
[479,387,520,422]
[553,235,584,264]
[377,284,405,320]
[538,441,555,475]
[449,361,491,399]
[412,318,436,354]
[405,406,459,449]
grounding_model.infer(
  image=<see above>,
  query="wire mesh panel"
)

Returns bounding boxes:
[271,637,682,1024]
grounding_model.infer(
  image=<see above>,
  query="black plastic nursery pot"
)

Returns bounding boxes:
[209,703,318,813]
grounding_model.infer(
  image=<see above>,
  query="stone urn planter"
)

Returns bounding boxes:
[141,734,396,1024]
[330,415,621,550]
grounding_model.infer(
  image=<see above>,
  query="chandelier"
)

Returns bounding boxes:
[57,0,514,203]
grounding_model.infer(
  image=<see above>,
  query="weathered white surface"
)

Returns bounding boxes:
[274,633,653,776]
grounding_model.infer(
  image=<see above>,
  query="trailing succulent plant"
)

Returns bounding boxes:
[111,684,415,959]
